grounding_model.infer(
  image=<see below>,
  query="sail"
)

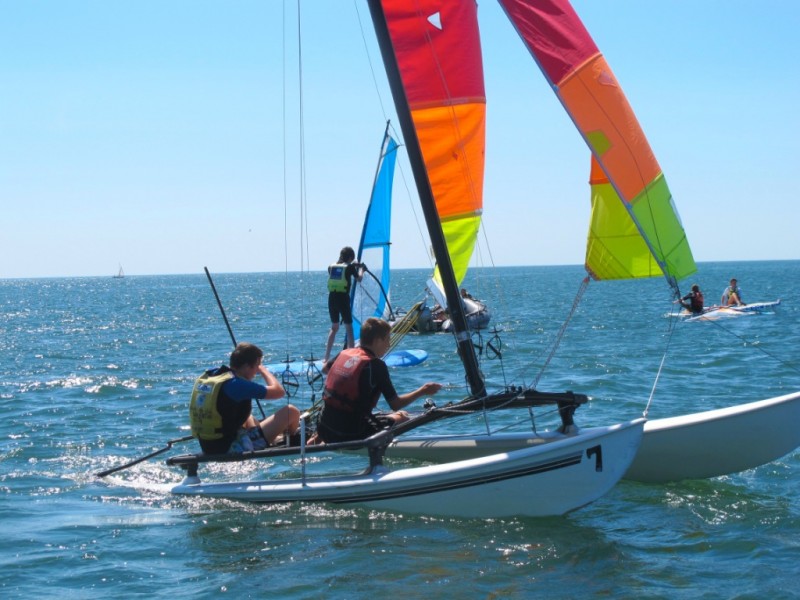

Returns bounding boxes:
[585,156,664,279]
[378,1,486,289]
[497,0,696,287]
[351,130,399,342]
[368,0,486,395]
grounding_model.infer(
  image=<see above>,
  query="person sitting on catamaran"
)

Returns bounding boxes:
[678,284,705,314]
[721,278,745,306]
[189,342,301,455]
[324,246,365,362]
[315,317,442,443]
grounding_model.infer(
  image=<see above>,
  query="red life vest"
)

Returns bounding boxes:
[322,347,379,413]
[691,291,704,312]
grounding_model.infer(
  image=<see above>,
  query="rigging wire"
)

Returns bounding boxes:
[282,0,291,358]
[297,2,310,276]
[274,0,318,403]
[643,305,681,417]
[528,276,591,391]
[696,313,800,376]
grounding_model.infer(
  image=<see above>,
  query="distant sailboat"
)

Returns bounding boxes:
[113,264,125,279]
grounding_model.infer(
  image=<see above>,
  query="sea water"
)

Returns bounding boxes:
[1,261,798,599]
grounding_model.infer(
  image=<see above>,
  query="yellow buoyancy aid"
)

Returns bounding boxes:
[189,368,234,440]
[327,262,349,293]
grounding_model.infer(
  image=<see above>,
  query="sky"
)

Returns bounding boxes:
[1,1,798,279]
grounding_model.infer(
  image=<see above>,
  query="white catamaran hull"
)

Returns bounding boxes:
[384,392,800,484]
[171,418,644,518]
[684,300,781,321]
[625,391,800,483]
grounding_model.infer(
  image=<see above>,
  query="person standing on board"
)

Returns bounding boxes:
[677,284,705,315]
[315,317,442,443]
[721,278,745,306]
[189,342,301,454]
[323,246,365,362]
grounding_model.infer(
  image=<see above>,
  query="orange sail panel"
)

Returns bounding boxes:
[382,0,485,285]
[498,0,696,284]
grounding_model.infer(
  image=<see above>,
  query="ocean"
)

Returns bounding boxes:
[1,260,798,599]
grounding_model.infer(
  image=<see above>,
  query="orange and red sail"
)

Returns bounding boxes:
[498,0,696,287]
[381,0,485,287]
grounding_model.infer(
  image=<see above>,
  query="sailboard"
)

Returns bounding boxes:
[265,348,428,376]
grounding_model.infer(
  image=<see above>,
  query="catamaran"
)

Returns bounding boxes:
[383,0,800,482]
[102,2,798,514]
[681,299,782,322]
[164,0,647,517]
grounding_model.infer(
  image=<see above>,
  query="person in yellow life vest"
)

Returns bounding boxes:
[189,342,301,455]
[323,246,365,362]
[721,278,745,306]
[316,317,442,443]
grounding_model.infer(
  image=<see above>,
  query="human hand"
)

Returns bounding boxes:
[422,382,442,395]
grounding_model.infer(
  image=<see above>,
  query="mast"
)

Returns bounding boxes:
[366,0,486,397]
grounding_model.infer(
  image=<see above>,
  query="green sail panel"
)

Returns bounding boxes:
[586,159,695,282]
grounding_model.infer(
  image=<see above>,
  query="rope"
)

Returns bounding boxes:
[388,301,423,352]
[530,276,591,390]
[643,308,681,417]
[695,314,800,375]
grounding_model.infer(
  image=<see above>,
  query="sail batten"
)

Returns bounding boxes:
[498,0,696,286]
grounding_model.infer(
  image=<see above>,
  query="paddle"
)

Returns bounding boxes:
[96,434,195,478]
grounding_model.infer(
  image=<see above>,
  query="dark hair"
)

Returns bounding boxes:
[230,342,263,369]
[360,317,391,346]
[338,246,355,263]
[691,284,700,292]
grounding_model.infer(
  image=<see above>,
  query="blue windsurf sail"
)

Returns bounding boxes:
[351,125,399,342]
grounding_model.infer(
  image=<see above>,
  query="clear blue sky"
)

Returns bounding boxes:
[2,1,798,279]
